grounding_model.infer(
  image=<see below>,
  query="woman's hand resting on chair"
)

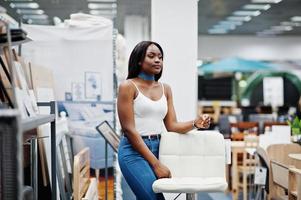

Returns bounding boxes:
[152,161,172,178]
[193,114,211,129]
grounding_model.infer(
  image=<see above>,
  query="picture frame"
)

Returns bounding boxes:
[71,82,84,101]
[95,121,120,153]
[65,92,73,101]
[85,72,101,100]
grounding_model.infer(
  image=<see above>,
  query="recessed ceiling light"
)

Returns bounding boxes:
[5,0,33,1]
[233,10,261,16]
[243,4,271,10]
[256,32,278,37]
[27,18,49,25]
[89,9,116,15]
[281,21,301,27]
[87,0,116,2]
[227,16,251,22]
[291,16,301,22]
[16,9,44,15]
[260,30,282,35]
[10,2,39,9]
[208,29,228,34]
[88,3,117,9]
[219,21,243,26]
[22,14,48,20]
[251,0,282,3]
[213,24,236,30]
[271,25,293,31]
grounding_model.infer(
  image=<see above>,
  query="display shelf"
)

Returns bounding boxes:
[22,114,55,132]
[0,102,57,200]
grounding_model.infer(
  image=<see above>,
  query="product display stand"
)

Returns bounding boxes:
[0,102,56,200]
[0,16,57,200]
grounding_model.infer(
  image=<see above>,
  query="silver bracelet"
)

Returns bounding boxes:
[192,120,199,129]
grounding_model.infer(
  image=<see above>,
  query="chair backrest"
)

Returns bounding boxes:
[159,130,226,178]
[230,122,259,134]
[266,144,301,198]
[263,121,288,132]
[73,148,91,200]
[267,143,301,168]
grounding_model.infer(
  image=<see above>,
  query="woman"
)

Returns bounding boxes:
[117,41,210,200]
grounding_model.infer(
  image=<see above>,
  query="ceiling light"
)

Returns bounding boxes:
[271,25,293,31]
[208,29,228,34]
[213,24,236,30]
[227,16,251,22]
[291,16,301,22]
[233,10,261,16]
[261,29,283,34]
[251,0,282,3]
[16,9,44,15]
[89,10,116,15]
[27,18,49,25]
[88,3,117,9]
[243,4,271,10]
[281,21,301,27]
[256,32,276,37]
[22,14,48,20]
[219,21,243,26]
[87,0,116,2]
[10,2,39,9]
[4,0,33,1]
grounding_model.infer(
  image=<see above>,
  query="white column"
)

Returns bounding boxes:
[152,0,198,121]
[124,15,150,58]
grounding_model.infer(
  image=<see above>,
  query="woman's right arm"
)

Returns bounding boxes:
[117,81,171,178]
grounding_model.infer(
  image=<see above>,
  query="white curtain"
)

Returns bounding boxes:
[22,22,113,101]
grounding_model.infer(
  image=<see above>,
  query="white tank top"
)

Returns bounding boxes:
[130,80,168,136]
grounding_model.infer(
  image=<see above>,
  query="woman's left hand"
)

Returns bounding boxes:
[194,114,211,129]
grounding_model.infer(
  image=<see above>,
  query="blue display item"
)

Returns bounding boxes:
[198,57,277,74]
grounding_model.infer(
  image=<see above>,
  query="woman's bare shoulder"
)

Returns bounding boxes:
[160,82,171,91]
[119,80,136,93]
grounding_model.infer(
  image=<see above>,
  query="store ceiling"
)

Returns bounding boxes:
[1,0,301,36]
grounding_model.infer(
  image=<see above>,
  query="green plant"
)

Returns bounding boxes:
[288,116,301,135]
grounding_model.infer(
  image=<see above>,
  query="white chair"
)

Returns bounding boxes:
[152,130,228,200]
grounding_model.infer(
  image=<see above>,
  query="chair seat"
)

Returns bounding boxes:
[152,177,228,193]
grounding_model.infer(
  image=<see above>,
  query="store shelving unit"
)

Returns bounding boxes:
[0,17,57,200]
[0,106,56,200]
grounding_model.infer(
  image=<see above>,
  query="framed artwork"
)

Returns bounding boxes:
[85,72,101,100]
[65,92,73,101]
[96,121,120,152]
[71,82,84,101]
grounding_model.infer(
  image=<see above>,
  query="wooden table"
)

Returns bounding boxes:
[289,154,301,161]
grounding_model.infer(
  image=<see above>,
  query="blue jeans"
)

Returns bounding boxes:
[118,136,165,200]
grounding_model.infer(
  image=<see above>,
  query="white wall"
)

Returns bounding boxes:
[198,35,301,60]
[152,0,198,121]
